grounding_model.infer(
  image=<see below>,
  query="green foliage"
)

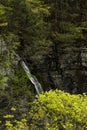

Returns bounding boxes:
[9,67,33,97]
[0,75,8,89]
[7,0,51,64]
[5,119,28,130]
[0,3,7,27]
[2,90,87,130]
[2,107,29,130]
[29,90,87,130]
[26,0,50,16]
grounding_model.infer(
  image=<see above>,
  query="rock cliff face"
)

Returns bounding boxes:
[0,39,16,76]
[0,39,10,75]
[1,39,87,94]
[42,47,87,94]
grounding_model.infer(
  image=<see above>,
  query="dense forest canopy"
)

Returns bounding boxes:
[0,0,87,129]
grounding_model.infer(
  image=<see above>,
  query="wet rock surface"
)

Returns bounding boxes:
[42,47,87,94]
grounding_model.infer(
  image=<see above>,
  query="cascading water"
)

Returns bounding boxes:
[16,54,43,94]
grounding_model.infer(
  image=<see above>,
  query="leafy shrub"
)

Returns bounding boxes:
[3,90,87,130]
[29,90,87,130]
[5,119,28,130]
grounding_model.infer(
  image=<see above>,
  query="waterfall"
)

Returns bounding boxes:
[16,54,43,94]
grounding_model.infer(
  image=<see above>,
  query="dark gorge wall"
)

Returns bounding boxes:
[42,46,87,94]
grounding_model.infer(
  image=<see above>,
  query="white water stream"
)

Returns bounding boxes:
[16,54,43,94]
